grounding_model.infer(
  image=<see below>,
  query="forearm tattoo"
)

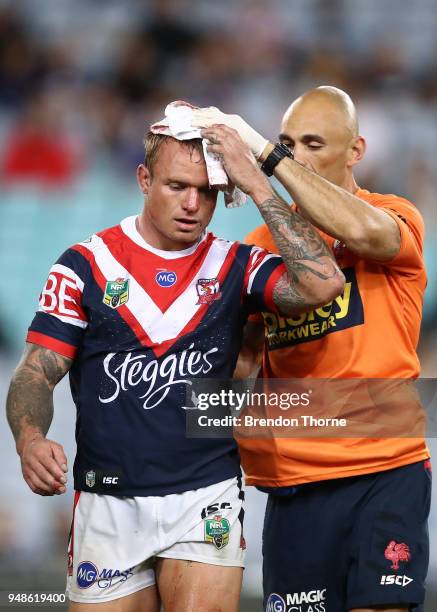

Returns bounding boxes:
[257,196,341,312]
[6,344,72,443]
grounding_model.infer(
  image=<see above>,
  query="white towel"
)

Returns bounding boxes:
[150,101,246,208]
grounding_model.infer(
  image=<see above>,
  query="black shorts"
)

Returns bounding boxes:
[263,459,432,612]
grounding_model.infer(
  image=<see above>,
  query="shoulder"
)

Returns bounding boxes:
[357,189,423,228]
[70,219,126,258]
[208,233,253,262]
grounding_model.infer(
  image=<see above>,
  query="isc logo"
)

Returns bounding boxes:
[156,271,177,287]
[201,502,232,520]
[380,575,413,587]
[102,476,119,485]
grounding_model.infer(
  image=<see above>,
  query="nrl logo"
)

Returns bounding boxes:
[85,470,96,488]
[196,278,221,305]
[103,277,129,309]
[204,514,230,550]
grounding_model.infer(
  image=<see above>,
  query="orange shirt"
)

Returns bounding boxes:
[237,189,430,487]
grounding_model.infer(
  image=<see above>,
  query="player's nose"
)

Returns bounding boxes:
[183,187,201,212]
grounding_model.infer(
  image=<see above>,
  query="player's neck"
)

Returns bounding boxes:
[135,214,201,253]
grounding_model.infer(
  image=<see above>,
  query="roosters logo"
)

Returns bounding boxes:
[196,278,222,304]
[384,540,411,570]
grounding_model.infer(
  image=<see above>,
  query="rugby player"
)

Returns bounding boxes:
[6,120,344,611]
[193,87,431,612]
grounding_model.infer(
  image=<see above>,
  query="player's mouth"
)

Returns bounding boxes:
[174,218,199,231]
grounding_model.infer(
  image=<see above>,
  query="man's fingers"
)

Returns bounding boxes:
[36,455,67,485]
[201,124,237,138]
[27,444,67,482]
[51,444,68,473]
[26,473,57,496]
[205,143,223,155]
[28,467,66,494]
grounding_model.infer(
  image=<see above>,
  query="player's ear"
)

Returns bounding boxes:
[348,136,366,168]
[137,164,151,195]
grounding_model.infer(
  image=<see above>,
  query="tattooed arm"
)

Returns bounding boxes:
[202,124,345,315]
[6,343,73,495]
[257,193,343,314]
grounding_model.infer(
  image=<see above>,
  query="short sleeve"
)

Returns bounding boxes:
[377,197,424,272]
[242,246,286,314]
[26,248,89,359]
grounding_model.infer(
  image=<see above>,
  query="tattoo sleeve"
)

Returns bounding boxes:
[6,344,73,448]
[257,196,343,314]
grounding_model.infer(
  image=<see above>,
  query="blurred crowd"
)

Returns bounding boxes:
[1,0,437,187]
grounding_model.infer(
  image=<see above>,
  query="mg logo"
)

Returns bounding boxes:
[156,271,177,287]
[77,561,98,589]
[266,593,286,612]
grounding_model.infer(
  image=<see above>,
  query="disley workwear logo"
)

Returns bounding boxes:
[263,267,363,349]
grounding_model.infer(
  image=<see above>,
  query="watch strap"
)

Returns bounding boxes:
[260,143,293,176]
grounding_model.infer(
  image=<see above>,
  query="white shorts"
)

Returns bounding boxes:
[66,476,246,603]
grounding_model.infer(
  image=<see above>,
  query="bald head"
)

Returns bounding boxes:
[279,86,364,190]
[284,86,359,138]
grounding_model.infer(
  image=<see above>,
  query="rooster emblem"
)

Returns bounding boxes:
[384,540,411,570]
[196,278,222,304]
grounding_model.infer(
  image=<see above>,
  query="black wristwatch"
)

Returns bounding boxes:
[260,143,294,176]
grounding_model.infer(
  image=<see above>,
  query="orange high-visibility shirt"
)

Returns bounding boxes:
[238,189,430,487]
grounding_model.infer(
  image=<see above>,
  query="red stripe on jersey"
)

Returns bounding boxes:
[71,243,94,263]
[99,225,216,313]
[152,241,240,358]
[26,330,78,359]
[263,262,286,313]
[72,237,239,358]
[243,247,277,294]
[67,491,82,577]
[79,252,156,348]
[73,242,156,348]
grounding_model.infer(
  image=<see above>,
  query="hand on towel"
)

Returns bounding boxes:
[191,107,268,160]
[201,124,272,203]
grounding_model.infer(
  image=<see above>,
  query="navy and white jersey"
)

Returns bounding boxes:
[27,215,285,496]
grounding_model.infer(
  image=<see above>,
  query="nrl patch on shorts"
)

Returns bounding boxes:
[103,278,129,309]
[204,514,230,549]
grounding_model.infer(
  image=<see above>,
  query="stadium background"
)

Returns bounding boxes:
[0,0,436,609]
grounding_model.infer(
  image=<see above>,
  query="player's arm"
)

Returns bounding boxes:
[201,124,344,315]
[262,146,400,261]
[6,343,73,496]
[233,320,265,380]
[192,110,400,261]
